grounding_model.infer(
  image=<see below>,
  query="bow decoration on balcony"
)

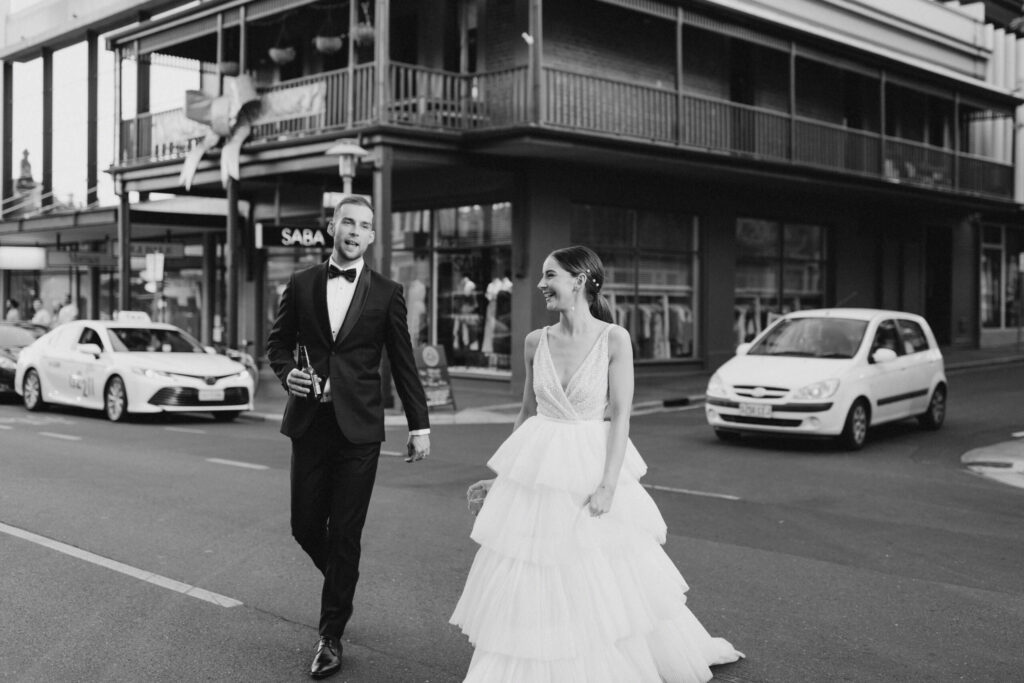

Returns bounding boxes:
[179,75,261,190]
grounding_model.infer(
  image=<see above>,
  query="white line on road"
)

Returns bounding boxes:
[0,521,242,608]
[381,450,404,457]
[165,427,207,435]
[1013,431,1024,438]
[0,425,11,430]
[642,483,741,501]
[206,458,268,470]
[38,432,81,441]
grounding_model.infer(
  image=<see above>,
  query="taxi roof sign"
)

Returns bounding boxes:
[115,311,152,323]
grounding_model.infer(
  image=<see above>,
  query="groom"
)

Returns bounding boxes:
[267,194,430,679]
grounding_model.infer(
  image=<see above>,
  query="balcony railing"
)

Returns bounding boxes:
[117,62,1014,200]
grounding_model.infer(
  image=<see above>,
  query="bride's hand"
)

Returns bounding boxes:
[467,479,494,515]
[585,484,615,517]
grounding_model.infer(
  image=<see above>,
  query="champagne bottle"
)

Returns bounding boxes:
[297,344,322,400]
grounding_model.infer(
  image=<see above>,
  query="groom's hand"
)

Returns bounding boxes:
[405,434,430,463]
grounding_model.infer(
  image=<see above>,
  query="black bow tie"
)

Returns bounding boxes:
[328,264,357,282]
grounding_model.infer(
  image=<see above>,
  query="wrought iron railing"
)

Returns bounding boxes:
[116,62,1014,200]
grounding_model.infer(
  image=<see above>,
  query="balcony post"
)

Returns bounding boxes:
[2,61,13,217]
[87,31,98,207]
[346,0,356,127]
[114,47,122,164]
[225,178,240,349]
[879,71,887,177]
[953,92,960,191]
[42,47,52,209]
[789,41,796,162]
[239,6,247,72]
[117,191,131,313]
[530,0,544,125]
[375,0,390,124]
[675,8,683,147]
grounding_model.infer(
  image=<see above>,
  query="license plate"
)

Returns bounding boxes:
[198,388,225,402]
[739,402,772,418]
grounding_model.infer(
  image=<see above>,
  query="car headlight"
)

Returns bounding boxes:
[706,372,727,397]
[132,367,172,379]
[792,379,839,400]
[234,370,250,381]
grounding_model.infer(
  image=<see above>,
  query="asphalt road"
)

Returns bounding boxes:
[0,362,1022,682]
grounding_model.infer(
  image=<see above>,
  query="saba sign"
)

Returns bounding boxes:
[255,223,333,249]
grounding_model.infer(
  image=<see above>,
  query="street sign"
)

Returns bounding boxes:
[415,344,456,411]
[110,241,186,258]
[255,223,332,249]
[46,250,117,267]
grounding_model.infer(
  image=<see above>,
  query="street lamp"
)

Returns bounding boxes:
[326,139,369,195]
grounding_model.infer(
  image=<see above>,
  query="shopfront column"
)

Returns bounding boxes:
[117,193,131,312]
[41,47,52,209]
[202,232,216,345]
[2,61,12,215]
[225,179,240,349]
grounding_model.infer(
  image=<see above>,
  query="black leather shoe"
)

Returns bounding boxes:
[310,636,342,679]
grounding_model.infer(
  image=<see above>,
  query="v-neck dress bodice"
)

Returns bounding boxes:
[534,324,612,422]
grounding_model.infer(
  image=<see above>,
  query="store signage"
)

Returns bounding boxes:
[255,223,333,249]
[415,345,456,411]
[47,250,117,267]
[110,241,186,258]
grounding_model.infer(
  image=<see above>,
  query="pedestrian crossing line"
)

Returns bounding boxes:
[1012,431,1024,438]
[0,425,12,430]
[642,483,741,501]
[165,427,207,435]
[206,458,268,470]
[38,432,81,441]
[0,521,243,608]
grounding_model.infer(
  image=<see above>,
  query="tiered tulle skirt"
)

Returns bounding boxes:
[450,415,744,682]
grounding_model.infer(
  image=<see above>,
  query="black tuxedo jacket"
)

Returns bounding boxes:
[266,261,429,443]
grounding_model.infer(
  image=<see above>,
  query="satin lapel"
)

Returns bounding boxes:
[335,266,371,346]
[313,262,332,345]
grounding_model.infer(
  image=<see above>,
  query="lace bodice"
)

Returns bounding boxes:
[533,324,612,421]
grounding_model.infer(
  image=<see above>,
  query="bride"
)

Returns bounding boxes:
[450,245,744,682]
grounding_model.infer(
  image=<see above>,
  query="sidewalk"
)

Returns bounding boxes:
[249,343,1024,426]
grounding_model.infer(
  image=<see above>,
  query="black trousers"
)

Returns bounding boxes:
[290,402,381,639]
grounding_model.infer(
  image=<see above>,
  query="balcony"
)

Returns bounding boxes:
[117,62,1014,201]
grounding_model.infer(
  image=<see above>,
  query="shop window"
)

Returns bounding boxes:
[735,218,827,344]
[572,205,699,361]
[392,202,513,375]
[980,225,1023,330]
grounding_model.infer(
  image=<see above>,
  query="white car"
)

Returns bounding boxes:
[14,316,254,422]
[705,308,946,450]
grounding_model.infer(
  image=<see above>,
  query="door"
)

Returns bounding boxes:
[864,319,912,423]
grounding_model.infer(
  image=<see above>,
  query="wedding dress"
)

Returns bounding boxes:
[450,323,744,682]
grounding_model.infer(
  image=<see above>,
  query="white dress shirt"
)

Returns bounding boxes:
[322,258,429,436]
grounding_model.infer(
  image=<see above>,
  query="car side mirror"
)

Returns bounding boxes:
[871,348,897,364]
[735,342,752,356]
[76,343,102,358]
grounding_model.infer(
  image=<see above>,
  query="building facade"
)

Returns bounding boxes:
[2,0,1022,399]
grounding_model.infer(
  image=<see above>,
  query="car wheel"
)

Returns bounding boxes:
[714,428,742,443]
[212,411,241,423]
[838,399,870,451]
[917,385,946,430]
[22,369,47,412]
[104,376,129,422]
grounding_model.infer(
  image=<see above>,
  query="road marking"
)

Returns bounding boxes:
[206,458,268,470]
[1012,431,1024,438]
[165,427,207,434]
[632,403,704,416]
[38,432,81,441]
[642,483,741,501]
[0,521,242,608]
[0,425,11,430]
[381,450,404,457]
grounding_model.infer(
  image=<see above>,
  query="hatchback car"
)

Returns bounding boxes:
[705,308,946,449]
[15,316,254,421]
[0,321,50,395]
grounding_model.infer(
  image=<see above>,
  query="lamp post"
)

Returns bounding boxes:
[326,138,369,195]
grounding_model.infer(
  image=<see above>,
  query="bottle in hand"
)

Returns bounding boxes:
[297,345,323,400]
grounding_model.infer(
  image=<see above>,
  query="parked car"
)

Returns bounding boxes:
[14,314,254,422]
[0,321,50,395]
[705,308,946,450]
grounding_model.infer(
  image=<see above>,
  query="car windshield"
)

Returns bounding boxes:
[107,327,205,353]
[0,325,44,347]
[748,317,867,359]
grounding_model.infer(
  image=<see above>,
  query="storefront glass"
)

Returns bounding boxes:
[391,202,513,375]
[981,225,1023,330]
[735,218,827,344]
[571,204,699,361]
